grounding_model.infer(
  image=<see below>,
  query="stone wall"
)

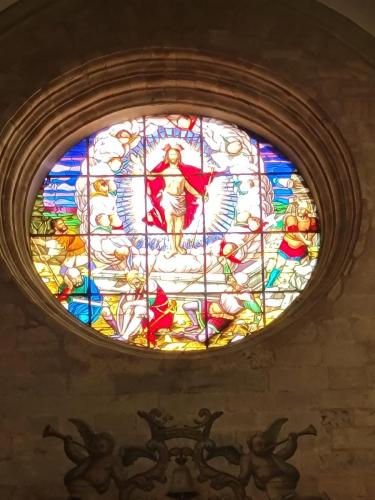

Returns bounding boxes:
[0,0,374,499]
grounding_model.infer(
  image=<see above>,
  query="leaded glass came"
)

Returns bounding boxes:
[30,115,320,351]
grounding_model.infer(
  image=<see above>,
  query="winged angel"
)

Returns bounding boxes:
[43,417,165,500]
[46,418,126,499]
[204,418,329,500]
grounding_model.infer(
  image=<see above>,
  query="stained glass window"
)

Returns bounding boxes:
[30,115,320,351]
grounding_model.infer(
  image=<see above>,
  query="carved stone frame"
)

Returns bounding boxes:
[0,49,361,357]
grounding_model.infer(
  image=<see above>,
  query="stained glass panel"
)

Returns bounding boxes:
[29,115,321,351]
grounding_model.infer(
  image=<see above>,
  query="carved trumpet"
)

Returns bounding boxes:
[265,424,317,452]
[42,424,89,451]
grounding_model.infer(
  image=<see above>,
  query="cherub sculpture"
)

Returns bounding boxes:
[43,419,126,499]
[206,418,328,500]
[43,412,330,500]
[242,418,331,500]
[240,418,300,499]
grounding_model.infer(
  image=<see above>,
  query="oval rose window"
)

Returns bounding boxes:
[30,115,320,351]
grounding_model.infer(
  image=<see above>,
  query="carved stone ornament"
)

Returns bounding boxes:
[43,409,330,500]
[0,49,361,357]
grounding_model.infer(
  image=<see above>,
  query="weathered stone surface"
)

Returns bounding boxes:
[318,473,368,498]
[0,303,25,328]
[354,408,375,427]
[17,326,59,352]
[321,341,368,367]
[332,427,375,450]
[241,345,275,368]
[319,388,375,408]
[0,326,17,352]
[269,367,329,392]
[328,367,367,389]
[321,409,354,429]
[0,486,16,500]
[274,343,322,367]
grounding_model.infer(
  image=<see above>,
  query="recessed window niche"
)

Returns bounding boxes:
[0,50,360,356]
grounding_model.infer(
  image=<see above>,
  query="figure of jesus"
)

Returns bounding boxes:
[144,144,213,258]
[158,147,207,257]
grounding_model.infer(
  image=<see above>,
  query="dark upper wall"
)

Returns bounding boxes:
[319,0,375,36]
[1,0,375,35]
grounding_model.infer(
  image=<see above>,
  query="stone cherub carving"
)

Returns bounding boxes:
[43,419,126,499]
[238,418,327,500]
[43,414,168,500]
[206,418,329,500]
[43,412,330,500]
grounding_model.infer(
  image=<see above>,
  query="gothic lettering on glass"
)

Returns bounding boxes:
[30,115,320,351]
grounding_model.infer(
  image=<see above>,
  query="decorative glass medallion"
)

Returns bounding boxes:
[30,115,320,351]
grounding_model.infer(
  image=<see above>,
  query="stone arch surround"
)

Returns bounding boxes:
[0,1,373,498]
[0,48,361,356]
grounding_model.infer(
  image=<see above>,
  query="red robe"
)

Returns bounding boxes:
[141,285,174,346]
[143,161,213,232]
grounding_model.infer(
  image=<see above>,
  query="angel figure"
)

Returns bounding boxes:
[239,418,329,500]
[43,419,126,499]
[206,418,328,500]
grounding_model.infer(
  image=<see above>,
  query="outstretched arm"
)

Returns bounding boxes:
[184,179,201,197]
[275,433,298,460]
[63,436,86,464]
[185,180,209,202]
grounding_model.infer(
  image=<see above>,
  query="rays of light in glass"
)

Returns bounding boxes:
[30,115,320,351]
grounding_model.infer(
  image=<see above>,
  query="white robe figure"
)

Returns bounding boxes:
[202,118,262,174]
[90,136,124,166]
[108,120,142,157]
[89,192,122,230]
[75,122,143,235]
[76,146,124,227]
[219,214,262,277]
[90,203,138,273]
[90,232,135,270]
[116,277,158,341]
